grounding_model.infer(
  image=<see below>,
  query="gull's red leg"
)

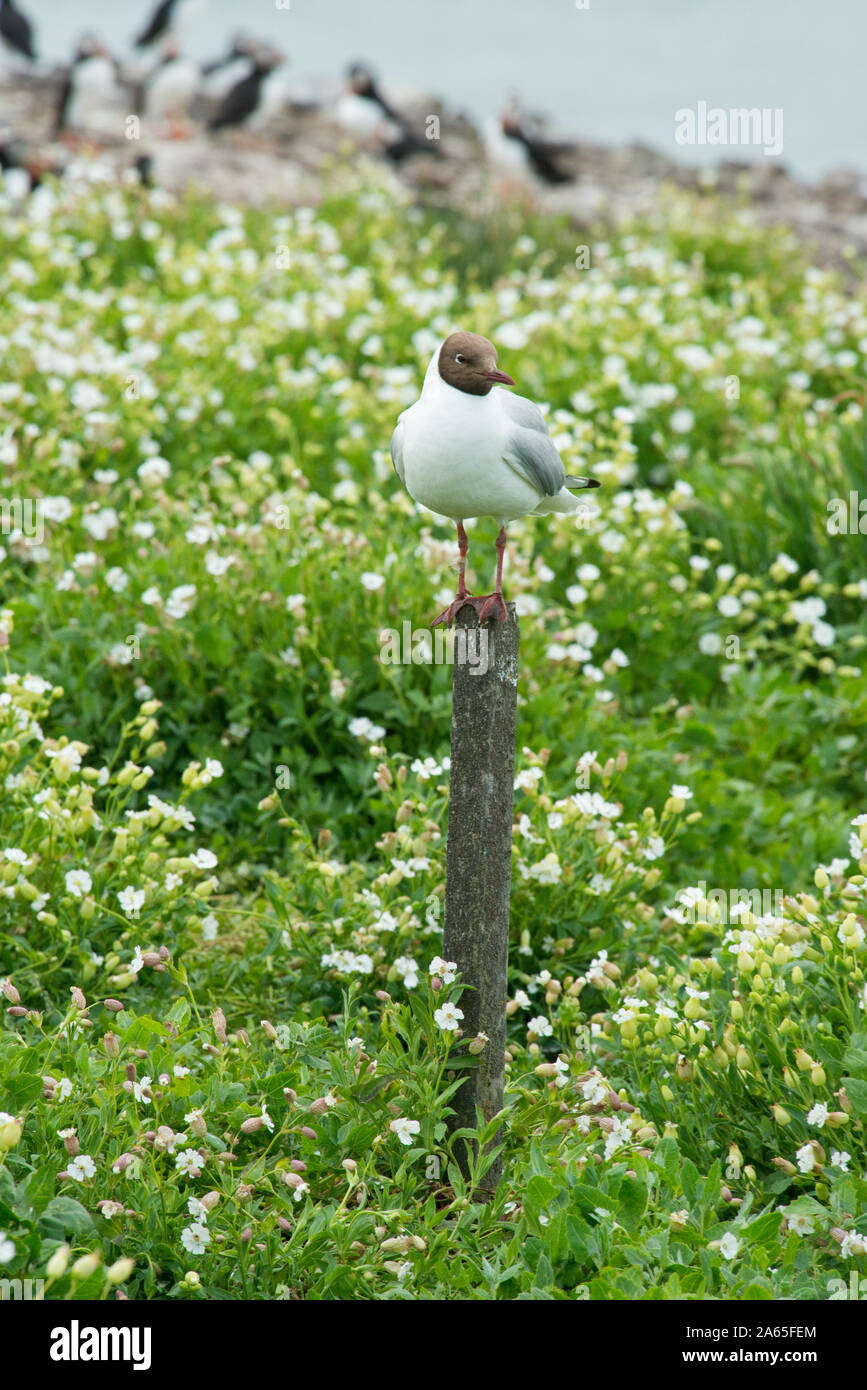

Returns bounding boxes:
[477,525,509,624]
[430,521,477,627]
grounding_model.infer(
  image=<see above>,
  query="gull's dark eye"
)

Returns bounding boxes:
[455,353,466,364]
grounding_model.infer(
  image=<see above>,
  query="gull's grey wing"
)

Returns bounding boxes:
[499,390,566,498]
[390,417,406,486]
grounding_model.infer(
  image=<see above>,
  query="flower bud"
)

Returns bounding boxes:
[772,1104,792,1126]
[46,1244,70,1279]
[0,1116,22,1149]
[261,1019,277,1039]
[102,1031,120,1057]
[71,1250,102,1280]
[240,1115,264,1134]
[2,979,20,1004]
[106,1257,135,1285]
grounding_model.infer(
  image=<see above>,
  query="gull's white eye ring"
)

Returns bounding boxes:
[455,353,466,363]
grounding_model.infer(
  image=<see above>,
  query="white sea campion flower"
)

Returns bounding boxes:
[165,585,197,620]
[434,1001,464,1031]
[190,848,218,870]
[389,1117,420,1146]
[514,768,543,791]
[527,1015,553,1038]
[807,1103,829,1128]
[118,886,145,917]
[831,1151,851,1171]
[788,1213,816,1237]
[429,956,457,984]
[360,572,385,591]
[670,784,693,800]
[0,1231,15,1262]
[180,1222,210,1256]
[796,1143,816,1174]
[65,868,92,898]
[175,1149,204,1177]
[66,1154,97,1182]
[718,1232,740,1260]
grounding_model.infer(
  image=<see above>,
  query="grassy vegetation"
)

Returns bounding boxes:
[0,162,866,1299]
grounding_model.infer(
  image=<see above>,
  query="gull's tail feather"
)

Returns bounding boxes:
[564,476,601,489]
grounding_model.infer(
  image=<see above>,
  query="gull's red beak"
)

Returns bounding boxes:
[484,368,515,386]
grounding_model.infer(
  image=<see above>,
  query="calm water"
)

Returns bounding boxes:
[19,0,867,177]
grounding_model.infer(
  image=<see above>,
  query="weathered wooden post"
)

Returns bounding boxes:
[442,602,518,1190]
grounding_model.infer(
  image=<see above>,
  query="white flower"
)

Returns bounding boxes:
[787,1213,816,1237]
[670,408,694,433]
[65,868,92,898]
[670,784,693,800]
[394,956,419,988]
[390,1117,421,1146]
[831,1150,851,1171]
[66,1154,97,1182]
[717,595,741,617]
[175,1149,204,1177]
[807,1103,829,1128]
[514,768,543,791]
[180,1222,210,1256]
[204,552,234,577]
[165,585,197,620]
[699,632,723,655]
[775,552,799,574]
[360,572,385,591]
[117,886,145,917]
[434,1001,464,1032]
[718,1232,740,1260]
[796,1143,816,1174]
[137,457,171,486]
[190,848,218,870]
[527,1015,553,1038]
[0,1232,16,1262]
[428,956,457,984]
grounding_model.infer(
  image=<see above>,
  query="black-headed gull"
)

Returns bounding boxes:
[391,332,600,626]
[0,0,36,63]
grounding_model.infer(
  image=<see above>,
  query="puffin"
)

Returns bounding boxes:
[201,32,257,100]
[142,43,200,135]
[134,0,205,53]
[54,36,119,137]
[0,0,36,63]
[336,62,439,164]
[207,47,288,134]
[489,99,577,186]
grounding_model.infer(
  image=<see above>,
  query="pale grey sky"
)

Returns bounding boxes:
[19,0,867,176]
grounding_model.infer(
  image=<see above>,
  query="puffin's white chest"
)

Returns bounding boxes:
[69,58,117,126]
[146,58,199,118]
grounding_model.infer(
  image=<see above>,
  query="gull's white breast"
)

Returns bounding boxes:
[400,383,541,523]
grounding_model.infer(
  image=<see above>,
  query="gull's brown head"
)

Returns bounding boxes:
[437,332,515,396]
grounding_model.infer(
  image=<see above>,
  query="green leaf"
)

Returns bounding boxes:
[842,1076,867,1116]
[38,1197,96,1240]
